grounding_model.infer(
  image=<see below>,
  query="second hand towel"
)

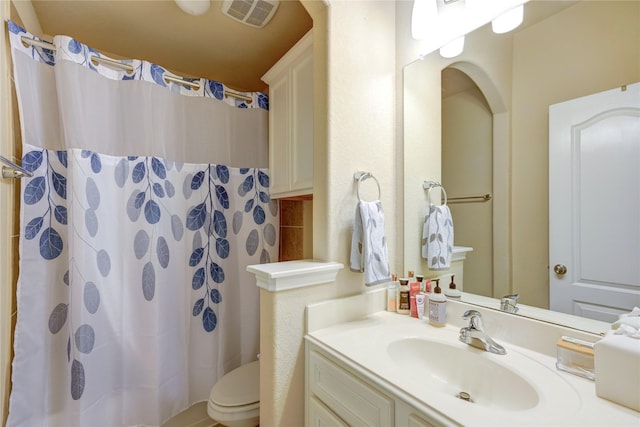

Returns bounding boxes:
[422,204,454,270]
[350,200,391,286]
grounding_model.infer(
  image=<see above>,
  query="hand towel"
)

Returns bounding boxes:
[421,204,454,270]
[350,200,391,286]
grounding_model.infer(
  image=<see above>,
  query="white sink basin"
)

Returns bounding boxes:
[387,337,545,411]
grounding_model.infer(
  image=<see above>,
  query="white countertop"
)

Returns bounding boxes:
[307,311,640,426]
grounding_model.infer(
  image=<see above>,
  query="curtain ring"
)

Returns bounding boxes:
[355,172,381,202]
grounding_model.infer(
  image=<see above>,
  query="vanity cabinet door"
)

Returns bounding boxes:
[395,400,437,427]
[308,349,394,427]
[408,415,435,427]
[308,396,349,427]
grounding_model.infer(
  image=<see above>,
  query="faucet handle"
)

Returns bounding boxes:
[462,310,484,330]
[462,309,481,319]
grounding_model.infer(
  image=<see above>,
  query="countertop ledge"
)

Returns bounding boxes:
[306,311,640,426]
[248,260,343,292]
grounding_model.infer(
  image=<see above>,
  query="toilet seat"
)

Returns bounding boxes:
[209,360,260,407]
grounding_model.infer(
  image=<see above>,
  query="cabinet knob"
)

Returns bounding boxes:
[553,264,567,275]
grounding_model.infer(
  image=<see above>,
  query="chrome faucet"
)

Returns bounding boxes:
[500,294,519,313]
[459,310,507,355]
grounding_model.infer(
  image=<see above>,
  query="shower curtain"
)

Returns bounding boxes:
[7,21,278,427]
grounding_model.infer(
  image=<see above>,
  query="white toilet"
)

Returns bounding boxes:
[207,360,260,427]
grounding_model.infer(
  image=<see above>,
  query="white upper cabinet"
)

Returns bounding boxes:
[262,30,313,199]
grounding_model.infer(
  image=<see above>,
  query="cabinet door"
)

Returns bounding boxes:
[268,75,290,196]
[290,51,313,192]
[395,401,438,427]
[308,396,349,427]
[309,350,394,427]
[408,413,436,427]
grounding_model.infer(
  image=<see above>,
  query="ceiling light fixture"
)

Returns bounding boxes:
[491,4,524,34]
[411,0,438,40]
[439,35,465,58]
[174,0,211,16]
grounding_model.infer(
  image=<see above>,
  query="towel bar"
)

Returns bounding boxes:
[447,193,492,203]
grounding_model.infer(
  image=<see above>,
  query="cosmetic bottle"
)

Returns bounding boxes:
[444,274,461,299]
[409,272,421,318]
[386,274,399,312]
[397,278,410,315]
[416,274,424,292]
[415,293,426,318]
[428,279,446,327]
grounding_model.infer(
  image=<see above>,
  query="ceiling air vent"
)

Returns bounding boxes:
[221,0,280,28]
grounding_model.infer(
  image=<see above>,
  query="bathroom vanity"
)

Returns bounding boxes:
[304,289,639,426]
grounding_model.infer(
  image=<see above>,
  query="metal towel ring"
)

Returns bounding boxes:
[354,171,381,202]
[424,181,448,205]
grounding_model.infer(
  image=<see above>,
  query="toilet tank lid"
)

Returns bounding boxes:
[210,360,260,407]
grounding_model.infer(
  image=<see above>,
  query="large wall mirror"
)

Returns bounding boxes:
[403,0,640,332]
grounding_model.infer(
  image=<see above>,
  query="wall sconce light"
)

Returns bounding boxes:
[491,4,524,34]
[411,0,438,40]
[175,0,211,16]
[439,35,465,58]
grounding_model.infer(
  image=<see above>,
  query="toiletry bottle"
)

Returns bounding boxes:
[387,274,399,312]
[428,279,447,327]
[416,274,424,292]
[444,274,461,299]
[407,271,421,318]
[415,293,426,318]
[407,271,416,315]
[397,278,410,315]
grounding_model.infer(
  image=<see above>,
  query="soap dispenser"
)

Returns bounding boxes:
[444,275,461,299]
[428,279,447,327]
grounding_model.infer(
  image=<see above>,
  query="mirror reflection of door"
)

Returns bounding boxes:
[441,67,493,297]
[549,82,640,322]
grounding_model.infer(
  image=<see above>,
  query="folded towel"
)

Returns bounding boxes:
[613,324,640,339]
[350,200,391,286]
[612,307,640,338]
[613,316,640,332]
[620,307,640,318]
[421,204,454,270]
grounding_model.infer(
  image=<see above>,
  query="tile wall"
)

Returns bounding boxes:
[278,198,313,261]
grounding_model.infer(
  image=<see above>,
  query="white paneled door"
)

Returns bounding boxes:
[549,83,640,322]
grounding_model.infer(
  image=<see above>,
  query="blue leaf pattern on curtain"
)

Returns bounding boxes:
[23,147,278,401]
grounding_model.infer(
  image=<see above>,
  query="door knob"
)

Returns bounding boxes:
[553,264,567,275]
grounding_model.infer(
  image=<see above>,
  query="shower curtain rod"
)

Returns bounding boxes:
[20,36,254,103]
